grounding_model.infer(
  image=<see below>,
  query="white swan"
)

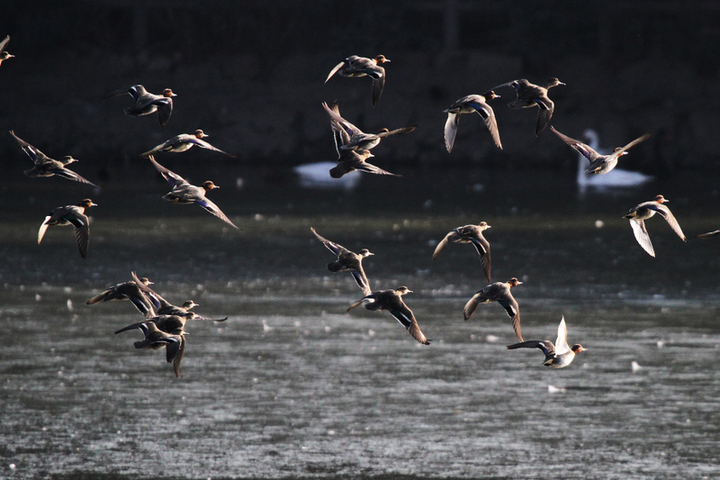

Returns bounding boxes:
[293,161,360,190]
[577,129,653,194]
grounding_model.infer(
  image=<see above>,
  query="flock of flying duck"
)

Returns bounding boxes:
[3,37,717,375]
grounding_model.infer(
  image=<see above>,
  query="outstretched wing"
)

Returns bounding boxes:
[470,238,492,284]
[432,231,453,260]
[554,316,570,356]
[551,126,601,162]
[388,306,430,345]
[651,203,686,242]
[629,218,655,257]
[147,155,188,188]
[325,61,345,83]
[194,196,239,229]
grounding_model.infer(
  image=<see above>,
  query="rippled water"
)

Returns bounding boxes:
[1,167,720,479]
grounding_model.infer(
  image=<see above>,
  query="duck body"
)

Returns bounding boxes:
[507,316,584,368]
[116,321,186,377]
[347,286,430,345]
[325,55,390,106]
[321,102,401,178]
[443,92,502,152]
[433,222,492,283]
[624,194,686,257]
[322,101,415,153]
[141,129,236,157]
[495,77,564,136]
[10,130,97,186]
[38,199,97,259]
[552,126,650,175]
[148,155,238,228]
[463,277,523,342]
[104,85,176,127]
[311,227,373,295]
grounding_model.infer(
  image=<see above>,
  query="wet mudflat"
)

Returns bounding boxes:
[1,167,719,479]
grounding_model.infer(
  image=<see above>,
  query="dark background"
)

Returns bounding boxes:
[1,0,719,184]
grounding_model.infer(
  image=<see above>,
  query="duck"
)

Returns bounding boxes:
[140,129,237,158]
[103,85,176,127]
[443,91,503,153]
[573,129,654,193]
[0,35,14,66]
[311,227,374,295]
[115,321,186,378]
[347,286,430,345]
[10,130,97,186]
[507,316,585,368]
[86,275,156,316]
[624,195,686,257]
[325,54,390,106]
[322,101,415,154]
[551,126,650,175]
[147,155,238,229]
[463,277,523,342]
[321,102,401,178]
[330,148,398,179]
[432,222,492,283]
[494,77,565,136]
[38,199,97,259]
[129,272,228,321]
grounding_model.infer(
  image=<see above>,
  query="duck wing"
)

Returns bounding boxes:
[9,130,54,165]
[347,294,375,312]
[470,237,492,284]
[471,101,502,149]
[697,230,720,238]
[554,316,571,356]
[311,227,350,257]
[114,321,147,335]
[322,101,364,144]
[0,35,9,54]
[194,196,238,229]
[507,340,555,358]
[649,203,686,242]
[376,125,416,138]
[37,216,52,244]
[463,293,482,321]
[156,99,174,127]
[443,112,461,153]
[51,166,98,187]
[147,155,188,188]
[388,305,430,345]
[371,71,386,107]
[350,267,372,296]
[550,126,601,163]
[534,98,554,136]
[432,231,454,260]
[352,159,399,177]
[325,61,346,83]
[617,133,651,155]
[165,334,185,378]
[497,296,522,342]
[629,218,655,257]
[193,137,237,157]
[68,213,91,259]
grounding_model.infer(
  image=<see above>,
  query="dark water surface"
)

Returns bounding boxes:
[1,167,720,479]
